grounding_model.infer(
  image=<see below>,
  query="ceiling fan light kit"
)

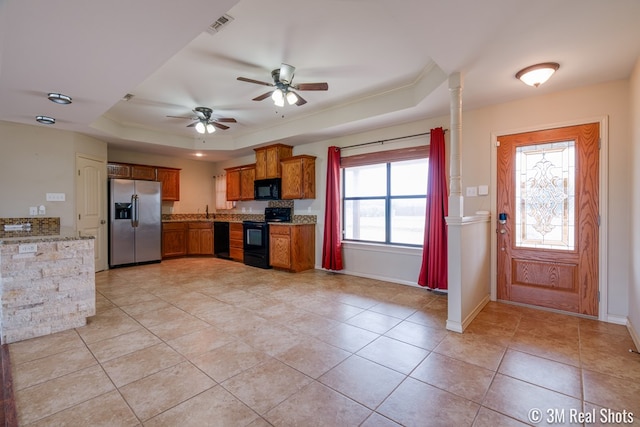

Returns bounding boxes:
[167,106,236,134]
[516,62,559,87]
[237,63,328,108]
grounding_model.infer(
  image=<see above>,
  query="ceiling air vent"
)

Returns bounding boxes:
[206,14,234,35]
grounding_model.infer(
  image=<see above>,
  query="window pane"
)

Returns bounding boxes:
[390,158,428,196]
[344,164,387,197]
[515,140,575,250]
[344,199,385,242]
[390,198,426,245]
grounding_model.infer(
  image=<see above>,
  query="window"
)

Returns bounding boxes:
[342,147,428,246]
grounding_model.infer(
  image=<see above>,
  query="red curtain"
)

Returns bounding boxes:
[418,127,448,289]
[322,146,344,270]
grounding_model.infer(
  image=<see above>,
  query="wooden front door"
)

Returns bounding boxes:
[497,123,599,316]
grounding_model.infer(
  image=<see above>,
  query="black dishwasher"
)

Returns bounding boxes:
[213,222,230,259]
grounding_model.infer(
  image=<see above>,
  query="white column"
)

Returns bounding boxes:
[446,72,464,332]
[448,72,464,217]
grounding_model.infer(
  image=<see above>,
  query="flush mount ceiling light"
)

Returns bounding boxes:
[36,115,56,125]
[195,120,215,134]
[515,62,559,87]
[47,93,72,104]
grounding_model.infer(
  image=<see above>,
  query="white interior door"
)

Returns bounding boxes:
[76,154,107,272]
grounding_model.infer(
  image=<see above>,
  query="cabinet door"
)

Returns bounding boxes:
[131,165,157,181]
[226,169,241,201]
[157,168,180,201]
[255,149,267,180]
[240,167,255,200]
[187,228,201,254]
[162,223,187,258]
[282,156,315,199]
[270,232,291,269]
[281,159,303,199]
[200,228,214,255]
[107,163,131,179]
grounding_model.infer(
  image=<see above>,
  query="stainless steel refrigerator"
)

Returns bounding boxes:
[109,179,162,268]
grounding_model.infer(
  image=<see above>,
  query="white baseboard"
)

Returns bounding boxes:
[317,266,422,288]
[627,319,640,352]
[446,295,490,334]
[605,314,628,325]
[446,320,463,333]
[462,294,491,331]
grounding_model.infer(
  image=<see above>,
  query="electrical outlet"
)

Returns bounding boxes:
[29,206,38,215]
[466,186,478,197]
[19,243,37,254]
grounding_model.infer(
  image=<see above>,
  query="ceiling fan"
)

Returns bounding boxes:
[237,63,328,107]
[167,107,236,134]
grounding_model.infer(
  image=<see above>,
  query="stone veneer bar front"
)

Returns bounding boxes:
[0,236,95,344]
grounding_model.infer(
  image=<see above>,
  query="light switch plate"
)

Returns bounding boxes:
[46,193,65,202]
[478,185,489,196]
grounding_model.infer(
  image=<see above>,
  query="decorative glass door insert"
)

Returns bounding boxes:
[515,140,575,250]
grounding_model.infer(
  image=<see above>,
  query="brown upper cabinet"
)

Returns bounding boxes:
[225,164,256,201]
[254,144,293,180]
[281,155,316,199]
[108,162,181,201]
[156,167,181,201]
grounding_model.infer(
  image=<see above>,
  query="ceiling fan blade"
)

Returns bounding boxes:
[237,76,274,87]
[166,115,196,120]
[211,122,230,130]
[253,91,273,101]
[186,121,198,128]
[215,118,237,123]
[279,63,296,84]
[293,82,329,91]
[292,91,307,106]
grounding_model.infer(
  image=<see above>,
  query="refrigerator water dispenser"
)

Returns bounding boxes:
[115,203,132,219]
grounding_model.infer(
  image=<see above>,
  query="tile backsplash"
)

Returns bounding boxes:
[0,217,60,238]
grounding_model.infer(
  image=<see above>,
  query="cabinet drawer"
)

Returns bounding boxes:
[269,225,291,235]
[229,247,243,260]
[163,222,187,231]
[187,222,212,229]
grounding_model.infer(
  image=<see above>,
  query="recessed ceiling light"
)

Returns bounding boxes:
[195,153,204,157]
[36,115,56,124]
[47,93,72,104]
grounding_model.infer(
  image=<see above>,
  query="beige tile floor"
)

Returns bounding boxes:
[9,257,640,426]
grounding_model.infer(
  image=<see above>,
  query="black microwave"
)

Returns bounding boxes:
[254,178,281,200]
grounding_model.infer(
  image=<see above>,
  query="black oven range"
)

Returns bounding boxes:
[242,207,292,269]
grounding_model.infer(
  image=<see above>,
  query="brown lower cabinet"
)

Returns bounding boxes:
[269,224,315,272]
[162,221,213,258]
[229,222,244,261]
[187,222,214,255]
[162,222,187,258]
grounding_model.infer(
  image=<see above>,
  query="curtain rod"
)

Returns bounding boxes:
[340,129,448,151]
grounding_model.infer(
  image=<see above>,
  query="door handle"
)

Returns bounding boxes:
[131,195,139,227]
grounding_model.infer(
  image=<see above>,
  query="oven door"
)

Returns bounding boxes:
[242,222,271,268]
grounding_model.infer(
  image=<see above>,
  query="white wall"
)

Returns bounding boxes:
[108,149,217,215]
[0,121,107,234]
[221,80,631,321]
[464,80,631,319]
[629,59,640,345]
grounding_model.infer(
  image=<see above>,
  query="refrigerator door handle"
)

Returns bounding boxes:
[131,194,139,227]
